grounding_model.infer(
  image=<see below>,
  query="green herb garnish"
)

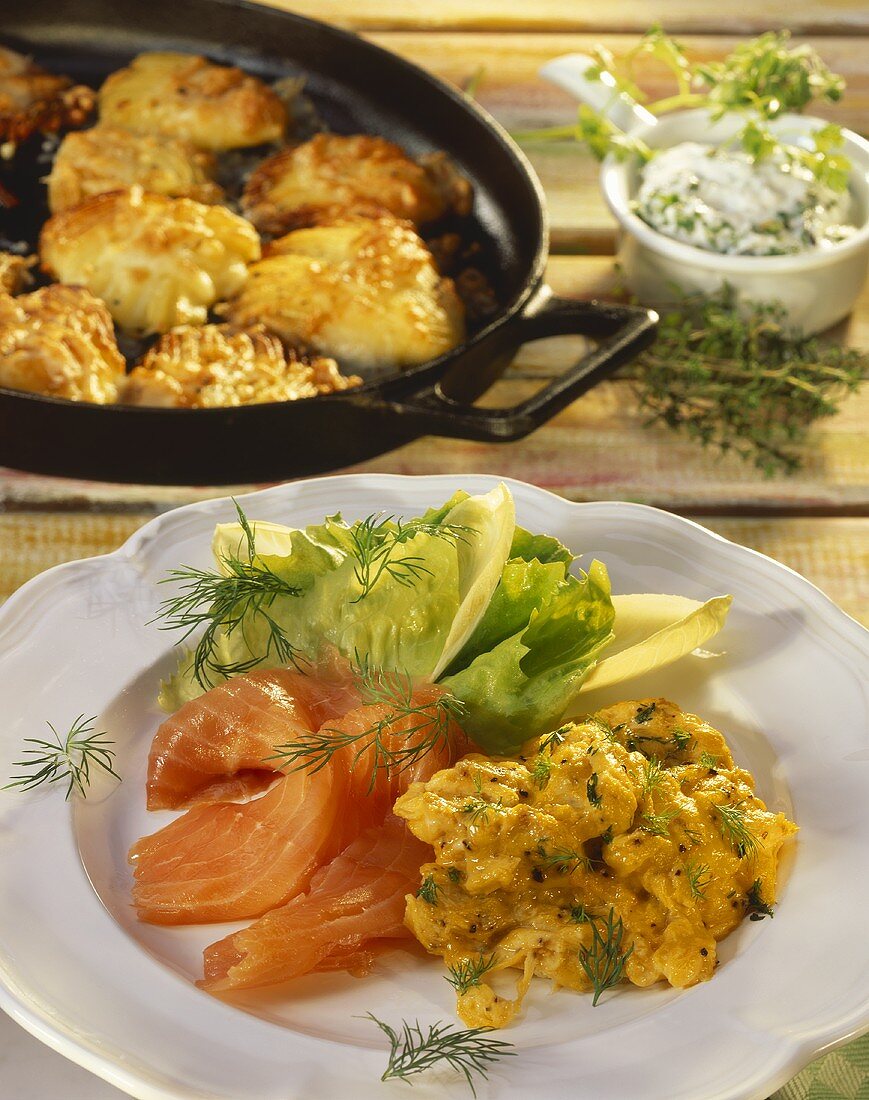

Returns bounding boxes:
[4,715,120,800]
[349,514,473,602]
[536,844,592,875]
[635,702,657,724]
[154,500,304,689]
[266,657,462,792]
[716,801,762,858]
[640,807,681,836]
[446,951,498,995]
[746,878,775,919]
[539,724,570,753]
[417,875,441,905]
[516,28,850,188]
[365,1014,514,1095]
[685,860,713,900]
[578,908,635,1006]
[631,285,868,476]
[586,772,602,807]
[530,755,552,790]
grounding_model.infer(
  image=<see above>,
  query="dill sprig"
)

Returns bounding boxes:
[4,715,120,800]
[685,860,713,900]
[265,656,462,792]
[586,772,602,807]
[570,904,592,924]
[365,1014,514,1096]
[716,801,762,859]
[699,751,719,770]
[445,951,498,996]
[530,755,552,790]
[462,795,503,825]
[349,514,474,602]
[417,875,441,905]
[640,757,666,797]
[640,807,681,836]
[153,501,303,689]
[578,908,635,1006]
[635,702,657,723]
[746,877,775,920]
[537,843,592,875]
[539,724,571,753]
[631,286,868,476]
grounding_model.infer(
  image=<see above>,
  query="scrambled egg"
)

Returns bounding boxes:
[394,699,797,1028]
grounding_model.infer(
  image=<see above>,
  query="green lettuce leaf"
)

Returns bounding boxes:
[441,559,615,753]
[159,486,515,707]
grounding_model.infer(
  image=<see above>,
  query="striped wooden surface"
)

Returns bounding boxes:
[2,511,865,627]
[260,1,869,34]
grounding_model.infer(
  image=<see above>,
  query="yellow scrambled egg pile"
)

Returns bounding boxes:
[394,698,797,1028]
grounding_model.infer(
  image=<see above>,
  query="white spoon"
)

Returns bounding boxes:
[539,53,657,133]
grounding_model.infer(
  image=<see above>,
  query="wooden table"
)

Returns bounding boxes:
[0,5,866,1097]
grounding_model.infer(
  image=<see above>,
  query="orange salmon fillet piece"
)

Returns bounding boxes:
[200,815,426,992]
[130,759,348,924]
[146,665,358,810]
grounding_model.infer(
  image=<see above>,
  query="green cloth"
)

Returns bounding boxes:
[773,1034,869,1100]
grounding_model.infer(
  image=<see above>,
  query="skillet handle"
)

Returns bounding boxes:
[389,297,657,442]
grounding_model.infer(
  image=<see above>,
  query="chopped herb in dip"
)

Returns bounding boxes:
[633,141,855,256]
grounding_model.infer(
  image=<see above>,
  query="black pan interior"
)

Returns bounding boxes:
[2,0,548,383]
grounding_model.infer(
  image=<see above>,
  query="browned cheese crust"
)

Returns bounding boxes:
[242,133,473,234]
[224,214,466,370]
[0,46,95,144]
[123,323,361,407]
[0,285,125,403]
[40,187,261,336]
[47,126,224,212]
[98,51,287,152]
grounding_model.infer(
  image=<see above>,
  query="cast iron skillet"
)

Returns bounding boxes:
[1,0,657,485]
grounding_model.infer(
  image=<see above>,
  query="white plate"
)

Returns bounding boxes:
[0,474,867,1100]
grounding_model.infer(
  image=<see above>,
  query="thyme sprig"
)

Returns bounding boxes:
[445,951,498,995]
[365,1014,515,1096]
[153,501,303,689]
[265,656,462,792]
[4,715,120,800]
[349,514,474,602]
[631,285,868,476]
[578,907,635,1006]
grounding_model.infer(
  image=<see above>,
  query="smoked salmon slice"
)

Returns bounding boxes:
[146,664,358,810]
[200,815,427,993]
[130,759,348,924]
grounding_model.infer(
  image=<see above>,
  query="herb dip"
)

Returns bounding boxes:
[633,141,855,256]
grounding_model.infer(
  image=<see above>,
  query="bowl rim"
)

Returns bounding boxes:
[600,108,869,272]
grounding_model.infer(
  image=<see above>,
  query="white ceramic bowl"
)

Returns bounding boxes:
[601,111,869,335]
[541,57,869,335]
